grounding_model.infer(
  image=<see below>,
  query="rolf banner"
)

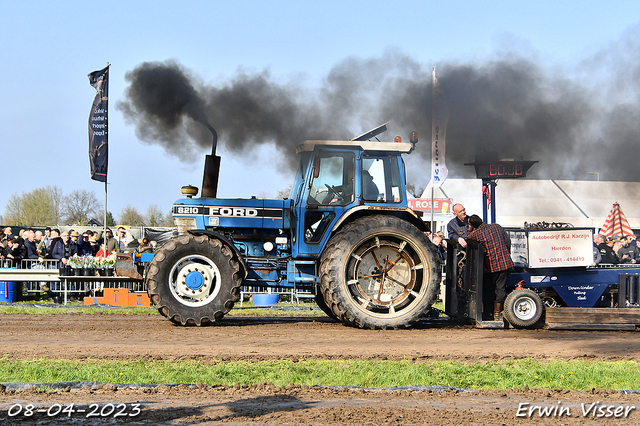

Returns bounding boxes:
[88,65,109,182]
[408,199,452,213]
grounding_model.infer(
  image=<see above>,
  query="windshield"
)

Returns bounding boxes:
[308,152,355,206]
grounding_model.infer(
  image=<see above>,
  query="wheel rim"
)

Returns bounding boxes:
[344,234,429,319]
[168,254,222,307]
[513,296,537,321]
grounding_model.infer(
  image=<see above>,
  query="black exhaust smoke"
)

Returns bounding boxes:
[118,33,640,191]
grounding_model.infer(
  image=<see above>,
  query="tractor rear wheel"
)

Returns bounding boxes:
[320,215,441,329]
[146,234,242,326]
[315,290,338,321]
[503,288,544,328]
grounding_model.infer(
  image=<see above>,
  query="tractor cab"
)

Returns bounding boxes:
[288,138,415,258]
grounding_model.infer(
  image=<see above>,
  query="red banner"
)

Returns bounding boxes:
[408,199,452,214]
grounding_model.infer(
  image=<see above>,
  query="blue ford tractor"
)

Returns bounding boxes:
[145,124,442,329]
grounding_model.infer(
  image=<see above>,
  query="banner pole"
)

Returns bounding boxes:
[431,187,435,233]
[104,180,107,244]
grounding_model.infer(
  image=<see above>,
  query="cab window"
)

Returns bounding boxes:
[362,156,403,203]
[307,153,355,206]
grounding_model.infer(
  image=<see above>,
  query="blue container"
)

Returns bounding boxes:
[0,281,17,303]
[252,293,279,306]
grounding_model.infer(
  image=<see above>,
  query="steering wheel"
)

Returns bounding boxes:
[325,184,344,204]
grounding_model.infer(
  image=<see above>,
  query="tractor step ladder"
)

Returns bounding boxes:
[287,261,318,303]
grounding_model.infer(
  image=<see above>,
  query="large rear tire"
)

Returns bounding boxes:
[504,288,544,328]
[315,290,338,321]
[319,215,441,329]
[146,234,242,326]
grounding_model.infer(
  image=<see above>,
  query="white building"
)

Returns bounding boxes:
[418,179,640,233]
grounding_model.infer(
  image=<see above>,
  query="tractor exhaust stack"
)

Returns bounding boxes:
[201,125,221,198]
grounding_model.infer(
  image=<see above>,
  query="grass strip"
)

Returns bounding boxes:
[0,303,325,316]
[0,306,159,315]
[0,359,637,391]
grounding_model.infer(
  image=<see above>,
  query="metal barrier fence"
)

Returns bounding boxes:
[0,259,146,303]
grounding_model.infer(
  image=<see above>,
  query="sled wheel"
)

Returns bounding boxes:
[146,234,242,326]
[503,288,544,328]
[320,215,441,329]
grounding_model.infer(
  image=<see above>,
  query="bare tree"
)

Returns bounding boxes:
[145,204,165,227]
[276,184,293,200]
[118,205,145,226]
[162,209,175,227]
[63,189,102,225]
[49,186,65,225]
[4,186,64,226]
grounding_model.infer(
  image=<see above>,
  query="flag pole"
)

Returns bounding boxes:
[431,68,435,233]
[104,181,107,246]
[104,62,109,243]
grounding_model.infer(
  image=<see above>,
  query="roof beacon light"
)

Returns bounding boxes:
[409,131,418,153]
[181,185,199,198]
[394,136,402,143]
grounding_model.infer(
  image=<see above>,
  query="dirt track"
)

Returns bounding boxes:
[0,312,639,425]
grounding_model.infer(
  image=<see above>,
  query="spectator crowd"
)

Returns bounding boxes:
[0,226,155,268]
[594,233,640,265]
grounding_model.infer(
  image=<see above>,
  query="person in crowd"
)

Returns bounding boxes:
[76,232,93,256]
[430,231,447,263]
[467,214,514,322]
[4,237,26,266]
[47,229,66,266]
[23,228,42,265]
[596,234,619,264]
[617,235,637,264]
[115,227,135,252]
[35,230,47,259]
[95,243,110,258]
[85,230,99,255]
[96,228,119,253]
[59,231,77,266]
[69,230,81,250]
[138,238,153,253]
[447,204,468,250]
[44,227,52,251]
[2,227,13,244]
[15,230,25,247]
[592,232,602,265]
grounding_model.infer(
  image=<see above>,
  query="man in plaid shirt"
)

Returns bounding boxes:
[467,214,514,321]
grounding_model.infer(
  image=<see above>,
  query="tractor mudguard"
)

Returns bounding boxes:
[187,229,249,280]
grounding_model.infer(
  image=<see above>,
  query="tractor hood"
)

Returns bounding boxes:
[173,197,288,233]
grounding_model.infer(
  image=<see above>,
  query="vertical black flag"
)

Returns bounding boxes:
[88,65,109,182]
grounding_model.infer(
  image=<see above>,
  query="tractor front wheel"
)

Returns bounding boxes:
[146,234,242,326]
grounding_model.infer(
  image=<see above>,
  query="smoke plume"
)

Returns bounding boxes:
[118,28,640,188]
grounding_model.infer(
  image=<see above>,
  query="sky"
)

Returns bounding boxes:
[2,0,640,223]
